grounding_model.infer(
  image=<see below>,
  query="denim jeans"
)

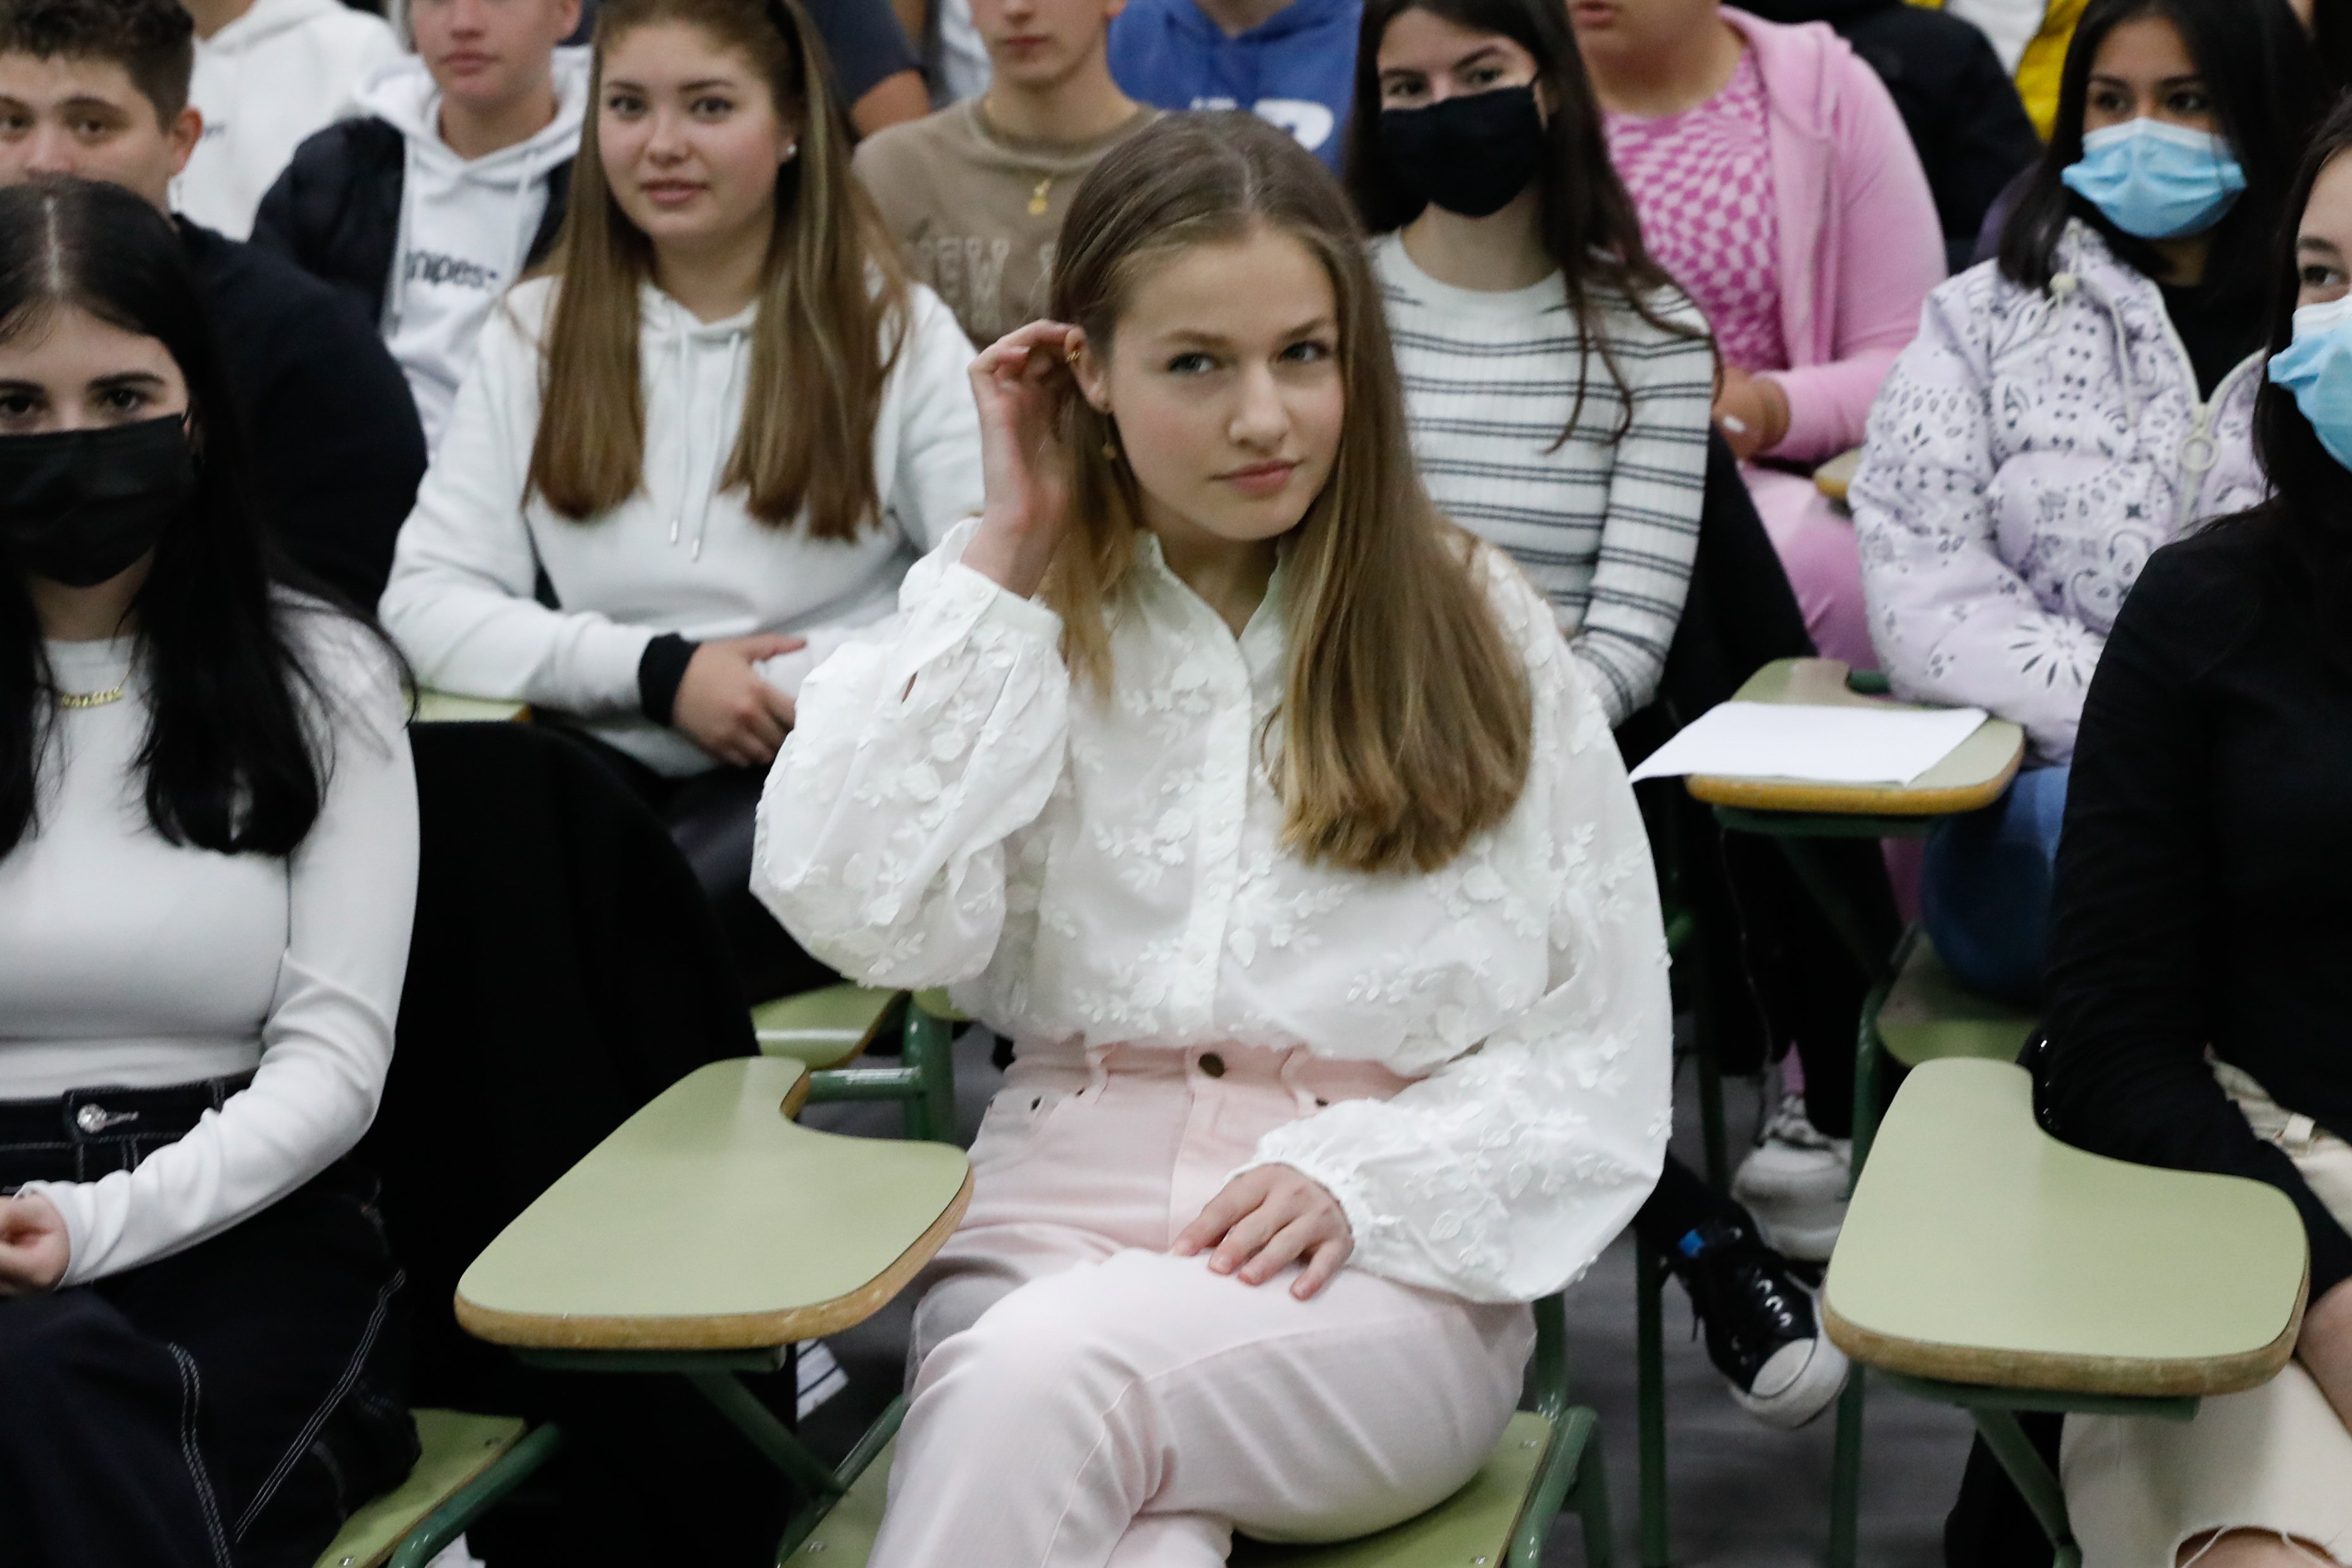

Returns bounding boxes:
[1922,764,2070,1005]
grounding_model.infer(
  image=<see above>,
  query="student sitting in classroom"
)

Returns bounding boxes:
[854,0,1157,349]
[175,0,406,240]
[754,111,1671,1562]
[379,0,983,1004]
[0,0,430,609]
[1104,0,1359,166]
[1731,0,2040,274]
[1850,0,2322,1005]
[0,175,418,1568]
[1346,0,1845,1429]
[2036,93,2352,1568]
[1572,0,1943,678]
[254,0,589,452]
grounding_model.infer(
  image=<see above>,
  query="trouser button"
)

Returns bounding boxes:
[1198,1052,1226,1078]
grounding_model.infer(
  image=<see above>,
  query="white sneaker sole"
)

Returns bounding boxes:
[1733,1333,1850,1431]
[1749,1203,1845,1262]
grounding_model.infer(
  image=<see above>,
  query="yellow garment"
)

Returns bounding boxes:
[2016,0,2088,139]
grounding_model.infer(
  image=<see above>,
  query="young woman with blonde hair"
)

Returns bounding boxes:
[380,0,982,1000]
[754,111,1669,1563]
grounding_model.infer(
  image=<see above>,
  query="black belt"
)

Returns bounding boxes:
[0,1071,256,1190]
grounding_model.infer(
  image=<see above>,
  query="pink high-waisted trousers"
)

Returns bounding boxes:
[867,1038,1536,1568]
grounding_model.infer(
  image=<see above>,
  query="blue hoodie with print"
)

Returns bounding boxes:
[1105,0,1363,168]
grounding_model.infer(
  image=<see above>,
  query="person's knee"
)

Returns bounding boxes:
[2177,1528,2346,1567]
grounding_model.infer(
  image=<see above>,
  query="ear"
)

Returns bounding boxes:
[556,0,586,39]
[1066,326,1113,414]
[167,106,202,180]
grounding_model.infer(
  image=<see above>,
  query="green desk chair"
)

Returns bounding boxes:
[751,985,959,1144]
[313,1410,563,1568]
[1824,1059,2308,1568]
[456,1056,973,1562]
[794,1293,1614,1568]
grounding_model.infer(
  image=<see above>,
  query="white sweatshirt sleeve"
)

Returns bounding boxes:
[1238,564,1674,1303]
[886,287,986,552]
[27,618,419,1285]
[378,300,656,716]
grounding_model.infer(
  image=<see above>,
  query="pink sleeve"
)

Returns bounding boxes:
[1762,55,1945,463]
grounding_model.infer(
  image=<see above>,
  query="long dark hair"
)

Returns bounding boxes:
[1342,0,1704,443]
[0,177,349,857]
[2229,96,2352,661]
[1996,0,2324,313]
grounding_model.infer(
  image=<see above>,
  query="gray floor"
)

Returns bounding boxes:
[799,1030,1976,1567]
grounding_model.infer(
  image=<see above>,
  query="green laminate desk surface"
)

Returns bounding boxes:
[1824,1060,2308,1397]
[1685,658,2025,818]
[411,690,530,725]
[1815,447,1863,502]
[751,983,905,1070]
[456,1057,971,1352]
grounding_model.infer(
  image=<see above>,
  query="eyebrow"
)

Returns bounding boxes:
[2086,71,2206,87]
[2298,237,2347,259]
[89,371,168,392]
[1159,318,1338,347]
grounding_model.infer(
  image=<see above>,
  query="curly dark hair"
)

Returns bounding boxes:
[0,0,195,123]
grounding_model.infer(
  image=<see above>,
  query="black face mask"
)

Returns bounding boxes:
[1378,85,1547,220]
[0,416,194,588]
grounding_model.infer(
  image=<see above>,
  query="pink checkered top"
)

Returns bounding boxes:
[1604,51,1788,374]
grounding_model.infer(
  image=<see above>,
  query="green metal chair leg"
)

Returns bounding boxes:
[901,1003,957,1145]
[1696,1045,1729,1195]
[1635,1235,1669,1568]
[1558,1407,1617,1568]
[1826,1367,1867,1568]
[383,1424,567,1568]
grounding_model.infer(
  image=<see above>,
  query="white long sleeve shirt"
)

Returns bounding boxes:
[752,525,1672,1303]
[1,611,417,1286]
[379,275,985,776]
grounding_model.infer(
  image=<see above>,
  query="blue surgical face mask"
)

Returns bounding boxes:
[2267,293,2352,471]
[2060,118,2247,240]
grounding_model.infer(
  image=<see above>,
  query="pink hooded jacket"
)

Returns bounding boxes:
[1722,6,1945,463]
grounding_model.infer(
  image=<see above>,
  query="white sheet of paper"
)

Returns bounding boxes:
[1626,701,1990,787]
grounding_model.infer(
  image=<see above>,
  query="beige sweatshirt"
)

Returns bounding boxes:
[854,99,1160,348]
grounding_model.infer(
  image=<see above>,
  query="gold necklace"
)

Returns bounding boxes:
[1028,177,1052,216]
[58,683,125,710]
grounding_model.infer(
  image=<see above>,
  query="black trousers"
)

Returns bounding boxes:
[557,730,835,1005]
[0,1146,414,1568]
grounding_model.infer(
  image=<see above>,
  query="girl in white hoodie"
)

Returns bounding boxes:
[380,0,985,999]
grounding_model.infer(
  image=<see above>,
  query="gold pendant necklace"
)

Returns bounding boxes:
[1028,177,1052,216]
[58,683,126,710]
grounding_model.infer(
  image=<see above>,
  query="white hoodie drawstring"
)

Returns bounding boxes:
[664,321,748,561]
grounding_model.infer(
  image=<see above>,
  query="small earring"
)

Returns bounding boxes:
[783,141,799,161]
[1100,439,1121,463]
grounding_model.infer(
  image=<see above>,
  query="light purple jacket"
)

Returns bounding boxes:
[1850,223,2268,765]
[1724,6,1945,463]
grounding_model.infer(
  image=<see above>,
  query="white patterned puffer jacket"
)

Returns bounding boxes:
[1850,221,2268,764]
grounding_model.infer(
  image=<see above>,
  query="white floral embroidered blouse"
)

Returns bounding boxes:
[752,521,1673,1304]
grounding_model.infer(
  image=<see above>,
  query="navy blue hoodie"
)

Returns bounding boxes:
[1105,0,1361,168]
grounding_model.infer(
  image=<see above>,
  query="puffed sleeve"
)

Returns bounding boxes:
[1851,268,2099,764]
[1241,559,1674,1303]
[28,613,418,1285]
[751,521,1070,986]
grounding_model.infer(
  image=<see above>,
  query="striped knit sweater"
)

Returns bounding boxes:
[1376,233,1714,724]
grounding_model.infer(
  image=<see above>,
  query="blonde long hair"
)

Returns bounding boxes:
[1047,113,1533,876]
[528,0,907,538]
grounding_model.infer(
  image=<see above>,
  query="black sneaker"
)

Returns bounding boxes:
[1670,1218,1849,1429]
